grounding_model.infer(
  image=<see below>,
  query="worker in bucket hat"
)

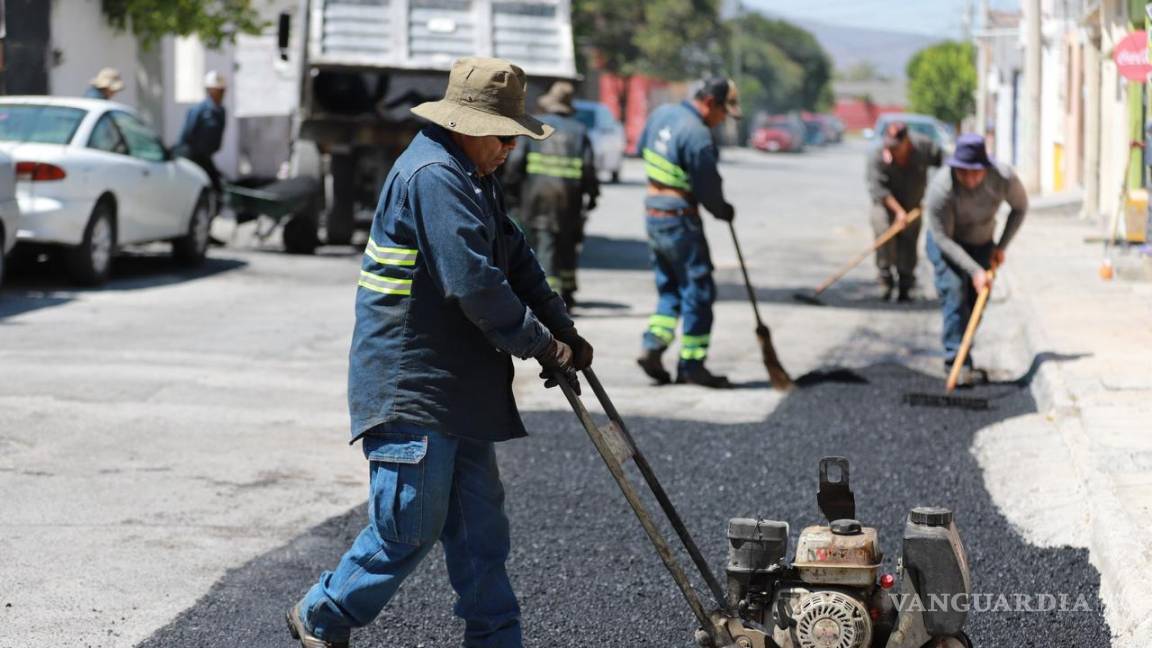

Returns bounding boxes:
[286,57,593,648]
[84,67,124,100]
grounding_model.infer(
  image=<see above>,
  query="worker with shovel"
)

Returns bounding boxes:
[865,121,942,301]
[924,134,1028,384]
[636,78,742,389]
[286,57,593,648]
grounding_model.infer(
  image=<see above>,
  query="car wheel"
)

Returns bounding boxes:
[172,193,211,265]
[67,201,116,286]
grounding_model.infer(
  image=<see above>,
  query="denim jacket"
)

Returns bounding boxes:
[178,98,226,158]
[638,101,727,217]
[347,125,572,443]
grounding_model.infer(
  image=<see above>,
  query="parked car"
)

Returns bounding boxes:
[869,113,955,153]
[749,113,806,153]
[0,149,20,290]
[800,113,829,146]
[571,99,626,183]
[822,115,845,143]
[0,97,212,285]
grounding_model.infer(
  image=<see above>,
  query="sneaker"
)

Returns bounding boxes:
[676,363,732,389]
[286,602,349,648]
[637,348,672,385]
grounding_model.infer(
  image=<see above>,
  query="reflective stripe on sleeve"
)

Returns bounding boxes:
[526,152,583,179]
[365,239,418,266]
[358,270,413,295]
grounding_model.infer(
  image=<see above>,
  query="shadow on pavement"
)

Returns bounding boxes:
[1,253,248,321]
[137,359,1109,648]
[579,235,650,271]
[715,278,941,312]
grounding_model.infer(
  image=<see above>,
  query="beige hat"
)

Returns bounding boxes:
[91,68,124,92]
[538,81,575,115]
[204,70,227,89]
[411,57,553,140]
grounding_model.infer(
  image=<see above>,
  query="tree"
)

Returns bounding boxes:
[724,14,832,126]
[906,41,976,128]
[573,0,724,80]
[100,0,265,49]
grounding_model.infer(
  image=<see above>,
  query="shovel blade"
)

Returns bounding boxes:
[755,324,793,391]
[791,291,825,306]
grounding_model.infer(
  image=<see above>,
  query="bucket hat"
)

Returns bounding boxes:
[412,57,553,140]
[91,68,125,92]
[946,134,994,170]
[538,81,575,115]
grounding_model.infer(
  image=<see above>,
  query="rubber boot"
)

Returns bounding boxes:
[636,348,672,385]
[676,362,732,389]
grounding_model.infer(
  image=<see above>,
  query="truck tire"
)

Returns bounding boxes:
[283,213,320,255]
[67,200,116,286]
[327,152,356,245]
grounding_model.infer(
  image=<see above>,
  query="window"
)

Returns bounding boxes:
[0,105,86,144]
[88,114,129,155]
[110,112,166,162]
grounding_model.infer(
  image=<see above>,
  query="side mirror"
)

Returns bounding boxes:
[277,12,291,61]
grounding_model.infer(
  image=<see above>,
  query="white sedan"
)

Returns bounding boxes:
[0,148,21,290]
[0,97,212,285]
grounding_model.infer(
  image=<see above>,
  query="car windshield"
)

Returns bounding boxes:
[0,105,86,144]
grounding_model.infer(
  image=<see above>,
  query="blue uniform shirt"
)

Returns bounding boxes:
[637,101,727,217]
[347,125,572,443]
[178,98,226,158]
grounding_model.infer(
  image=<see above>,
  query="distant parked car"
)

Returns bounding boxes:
[800,114,829,146]
[749,113,806,153]
[0,97,212,285]
[572,100,625,183]
[0,149,20,290]
[869,113,955,153]
[822,115,845,143]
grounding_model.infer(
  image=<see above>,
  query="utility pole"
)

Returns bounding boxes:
[975,0,991,138]
[1022,0,1043,193]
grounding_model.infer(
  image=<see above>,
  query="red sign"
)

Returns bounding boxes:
[1114,31,1152,82]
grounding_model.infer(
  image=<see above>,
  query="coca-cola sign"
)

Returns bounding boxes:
[1114,31,1152,82]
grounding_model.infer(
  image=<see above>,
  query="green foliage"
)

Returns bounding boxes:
[573,0,724,80]
[100,0,265,49]
[906,41,976,127]
[725,14,833,118]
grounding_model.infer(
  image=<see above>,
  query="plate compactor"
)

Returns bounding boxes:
[556,368,974,648]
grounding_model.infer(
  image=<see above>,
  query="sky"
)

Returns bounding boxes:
[742,0,1022,39]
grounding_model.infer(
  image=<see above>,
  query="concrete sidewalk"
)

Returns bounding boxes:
[998,205,1152,646]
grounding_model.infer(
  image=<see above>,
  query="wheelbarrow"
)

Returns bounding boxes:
[224,176,323,254]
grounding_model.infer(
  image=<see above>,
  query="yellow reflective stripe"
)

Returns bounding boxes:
[681,334,711,348]
[680,347,708,360]
[358,270,412,295]
[527,152,583,179]
[648,314,678,330]
[649,328,675,344]
[546,276,560,289]
[642,148,691,190]
[365,239,418,266]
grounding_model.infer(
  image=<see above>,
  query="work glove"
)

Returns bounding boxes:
[715,202,735,223]
[554,326,593,371]
[536,337,580,394]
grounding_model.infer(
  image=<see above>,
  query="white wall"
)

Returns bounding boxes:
[48,0,139,105]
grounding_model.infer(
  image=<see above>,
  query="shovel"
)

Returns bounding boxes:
[728,222,793,390]
[904,263,997,409]
[793,208,922,305]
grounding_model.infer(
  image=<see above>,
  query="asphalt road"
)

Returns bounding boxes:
[0,141,1111,647]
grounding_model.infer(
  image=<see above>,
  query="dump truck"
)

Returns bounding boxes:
[276,0,577,252]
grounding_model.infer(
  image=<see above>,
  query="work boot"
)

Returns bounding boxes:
[286,602,349,648]
[897,287,914,303]
[637,348,672,385]
[676,363,732,389]
[944,361,988,386]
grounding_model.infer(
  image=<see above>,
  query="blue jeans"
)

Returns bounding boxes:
[642,215,716,366]
[926,233,995,365]
[300,426,521,646]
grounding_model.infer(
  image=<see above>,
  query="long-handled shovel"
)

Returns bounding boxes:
[727,222,793,390]
[793,208,922,305]
[905,263,997,409]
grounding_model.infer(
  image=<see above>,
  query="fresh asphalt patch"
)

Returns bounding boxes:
[138,363,1110,647]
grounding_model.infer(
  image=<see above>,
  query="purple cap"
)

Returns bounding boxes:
[946,133,994,170]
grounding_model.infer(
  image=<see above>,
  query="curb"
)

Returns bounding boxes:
[1005,264,1152,648]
